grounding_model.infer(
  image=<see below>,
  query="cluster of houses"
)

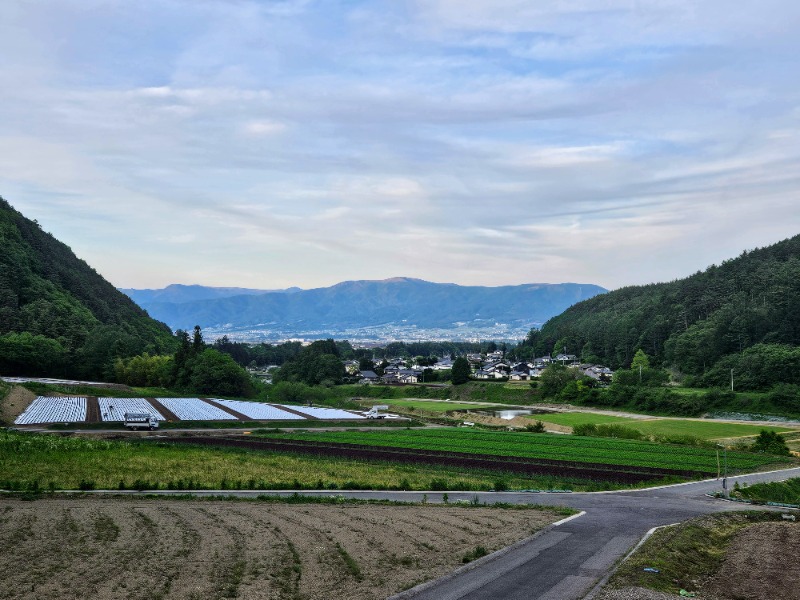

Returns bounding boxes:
[346,351,614,385]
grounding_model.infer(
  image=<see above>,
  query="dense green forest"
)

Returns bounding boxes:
[519,234,800,390]
[0,197,176,379]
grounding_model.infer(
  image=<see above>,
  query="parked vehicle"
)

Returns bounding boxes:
[365,405,389,419]
[124,412,159,430]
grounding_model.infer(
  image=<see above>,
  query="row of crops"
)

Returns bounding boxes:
[257,429,782,473]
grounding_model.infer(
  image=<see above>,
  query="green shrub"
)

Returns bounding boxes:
[573,423,643,440]
[750,430,791,456]
[462,546,488,563]
[525,421,546,433]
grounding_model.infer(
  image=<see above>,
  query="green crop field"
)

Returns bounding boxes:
[379,400,498,412]
[534,412,637,427]
[0,430,617,492]
[256,429,785,474]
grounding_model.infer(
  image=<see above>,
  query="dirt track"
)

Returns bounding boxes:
[0,496,558,600]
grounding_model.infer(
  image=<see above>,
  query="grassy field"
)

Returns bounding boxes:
[535,412,798,440]
[534,413,636,427]
[0,430,615,492]
[376,399,499,412]
[628,419,795,440]
[256,429,786,473]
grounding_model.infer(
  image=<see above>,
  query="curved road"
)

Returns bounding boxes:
[86,466,800,600]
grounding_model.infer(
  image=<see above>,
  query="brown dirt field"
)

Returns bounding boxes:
[599,520,800,600]
[0,385,35,425]
[0,496,559,600]
[700,521,800,600]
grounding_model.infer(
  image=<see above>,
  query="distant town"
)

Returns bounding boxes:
[250,348,614,387]
[203,322,539,345]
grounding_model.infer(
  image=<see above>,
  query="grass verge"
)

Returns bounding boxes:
[606,511,792,595]
[733,477,800,505]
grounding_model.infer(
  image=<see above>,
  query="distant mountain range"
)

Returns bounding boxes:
[120,283,301,305]
[121,278,607,341]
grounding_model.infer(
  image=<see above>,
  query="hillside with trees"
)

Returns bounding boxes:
[0,197,176,379]
[521,234,800,391]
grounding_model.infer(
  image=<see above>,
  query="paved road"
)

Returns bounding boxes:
[93,466,800,600]
[386,467,800,600]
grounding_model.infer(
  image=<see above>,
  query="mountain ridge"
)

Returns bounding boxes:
[122,278,608,337]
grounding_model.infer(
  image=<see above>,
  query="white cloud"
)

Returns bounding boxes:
[0,0,799,290]
[242,120,287,136]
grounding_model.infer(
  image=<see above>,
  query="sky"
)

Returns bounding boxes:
[2,0,799,292]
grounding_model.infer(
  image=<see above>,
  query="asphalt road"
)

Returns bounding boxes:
[92,465,800,600]
[386,467,800,600]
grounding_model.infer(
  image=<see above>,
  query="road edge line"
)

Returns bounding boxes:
[387,510,587,599]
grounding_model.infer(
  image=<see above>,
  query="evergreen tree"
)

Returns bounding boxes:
[451,357,471,385]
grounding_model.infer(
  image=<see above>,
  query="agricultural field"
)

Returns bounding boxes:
[0,431,593,492]
[12,396,366,426]
[255,429,786,475]
[626,419,796,440]
[377,399,498,412]
[0,496,563,600]
[534,412,637,427]
[534,412,798,440]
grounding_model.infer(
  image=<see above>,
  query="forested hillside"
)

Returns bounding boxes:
[524,234,800,390]
[0,197,176,378]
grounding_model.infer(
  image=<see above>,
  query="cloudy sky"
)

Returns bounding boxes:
[2,1,799,291]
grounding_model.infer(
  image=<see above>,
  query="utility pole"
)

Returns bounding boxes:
[723,445,728,497]
[718,443,728,497]
[730,368,734,392]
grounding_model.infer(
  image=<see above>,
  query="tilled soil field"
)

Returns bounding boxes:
[0,496,559,600]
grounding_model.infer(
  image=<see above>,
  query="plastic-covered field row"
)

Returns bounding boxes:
[155,398,238,421]
[15,397,87,424]
[98,398,165,421]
